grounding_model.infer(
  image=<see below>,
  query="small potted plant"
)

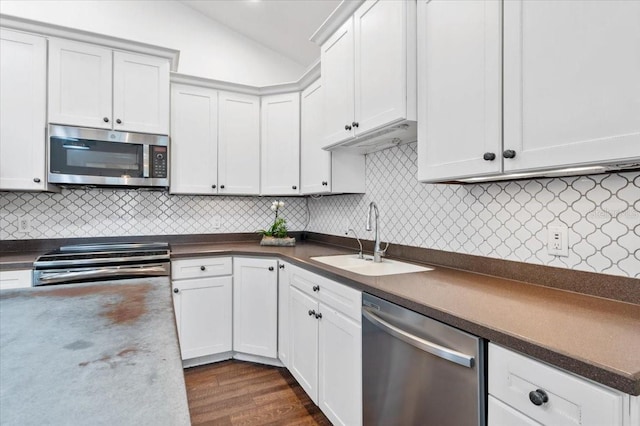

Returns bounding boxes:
[258,200,295,246]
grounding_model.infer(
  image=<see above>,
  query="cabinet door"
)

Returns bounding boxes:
[218,92,260,195]
[0,269,33,290]
[318,304,362,426]
[113,51,170,135]
[503,0,640,172]
[488,396,542,426]
[0,29,47,191]
[354,0,409,134]
[321,17,355,147]
[172,276,232,360]
[417,0,503,182]
[300,80,331,194]
[48,38,112,129]
[170,84,218,195]
[289,286,319,403]
[260,93,300,195]
[233,257,278,358]
[278,261,291,367]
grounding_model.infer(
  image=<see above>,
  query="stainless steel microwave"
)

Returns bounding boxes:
[48,125,169,188]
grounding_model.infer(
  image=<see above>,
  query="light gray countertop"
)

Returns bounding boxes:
[0,277,190,426]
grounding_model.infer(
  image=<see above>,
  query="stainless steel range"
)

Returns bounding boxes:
[33,242,170,286]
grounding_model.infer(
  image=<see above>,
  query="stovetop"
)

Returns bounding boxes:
[34,242,171,269]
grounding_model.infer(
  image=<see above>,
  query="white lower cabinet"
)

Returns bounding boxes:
[488,343,629,426]
[171,257,233,361]
[277,261,292,367]
[288,264,363,426]
[233,257,278,359]
[0,270,32,290]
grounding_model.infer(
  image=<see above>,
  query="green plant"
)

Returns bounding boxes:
[258,200,289,238]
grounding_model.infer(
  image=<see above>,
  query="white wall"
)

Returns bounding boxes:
[0,0,306,86]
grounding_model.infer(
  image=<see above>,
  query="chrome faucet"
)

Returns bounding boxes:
[346,228,364,259]
[366,201,389,263]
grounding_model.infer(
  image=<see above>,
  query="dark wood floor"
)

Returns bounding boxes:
[184,360,332,425]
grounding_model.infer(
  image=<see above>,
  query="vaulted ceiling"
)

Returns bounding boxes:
[180,0,341,68]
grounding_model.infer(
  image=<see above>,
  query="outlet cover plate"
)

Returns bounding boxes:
[547,224,569,257]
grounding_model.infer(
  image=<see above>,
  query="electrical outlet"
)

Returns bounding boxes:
[547,224,568,257]
[17,215,31,233]
[211,216,221,229]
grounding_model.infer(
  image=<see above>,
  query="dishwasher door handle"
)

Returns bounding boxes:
[363,307,475,368]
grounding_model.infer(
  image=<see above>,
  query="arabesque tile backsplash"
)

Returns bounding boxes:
[1,142,638,278]
[307,143,639,278]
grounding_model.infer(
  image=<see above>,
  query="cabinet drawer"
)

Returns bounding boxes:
[289,264,361,322]
[172,257,232,280]
[489,395,541,426]
[0,269,32,290]
[489,343,625,426]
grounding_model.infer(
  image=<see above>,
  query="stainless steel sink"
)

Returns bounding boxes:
[310,254,432,276]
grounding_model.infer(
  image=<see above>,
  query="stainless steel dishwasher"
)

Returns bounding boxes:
[362,293,486,425]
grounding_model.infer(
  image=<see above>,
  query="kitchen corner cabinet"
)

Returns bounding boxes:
[233,257,278,358]
[488,343,632,426]
[300,79,365,195]
[288,264,362,426]
[218,92,260,195]
[171,257,233,360]
[48,38,170,134]
[170,84,219,195]
[260,93,300,195]
[417,0,640,182]
[321,0,416,147]
[0,29,48,191]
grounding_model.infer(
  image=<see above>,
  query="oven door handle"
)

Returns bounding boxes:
[38,266,168,285]
[362,307,474,368]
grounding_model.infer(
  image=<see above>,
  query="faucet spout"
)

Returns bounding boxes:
[366,202,387,262]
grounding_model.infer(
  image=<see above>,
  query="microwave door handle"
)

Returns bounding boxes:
[143,144,150,178]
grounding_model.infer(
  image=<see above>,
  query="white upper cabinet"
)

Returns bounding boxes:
[301,79,332,194]
[0,29,48,191]
[416,0,502,182]
[320,0,416,149]
[300,79,366,195]
[48,38,170,134]
[502,0,640,172]
[322,17,356,147]
[170,84,218,195]
[218,91,260,195]
[260,92,300,195]
[113,51,170,135]
[48,38,112,130]
[417,0,640,182]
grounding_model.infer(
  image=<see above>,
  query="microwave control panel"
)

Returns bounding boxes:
[151,146,168,178]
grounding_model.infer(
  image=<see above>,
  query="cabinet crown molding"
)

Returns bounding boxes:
[171,60,321,95]
[309,0,365,46]
[0,14,180,71]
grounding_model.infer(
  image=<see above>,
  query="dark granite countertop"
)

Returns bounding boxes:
[1,239,638,396]
[0,277,190,425]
